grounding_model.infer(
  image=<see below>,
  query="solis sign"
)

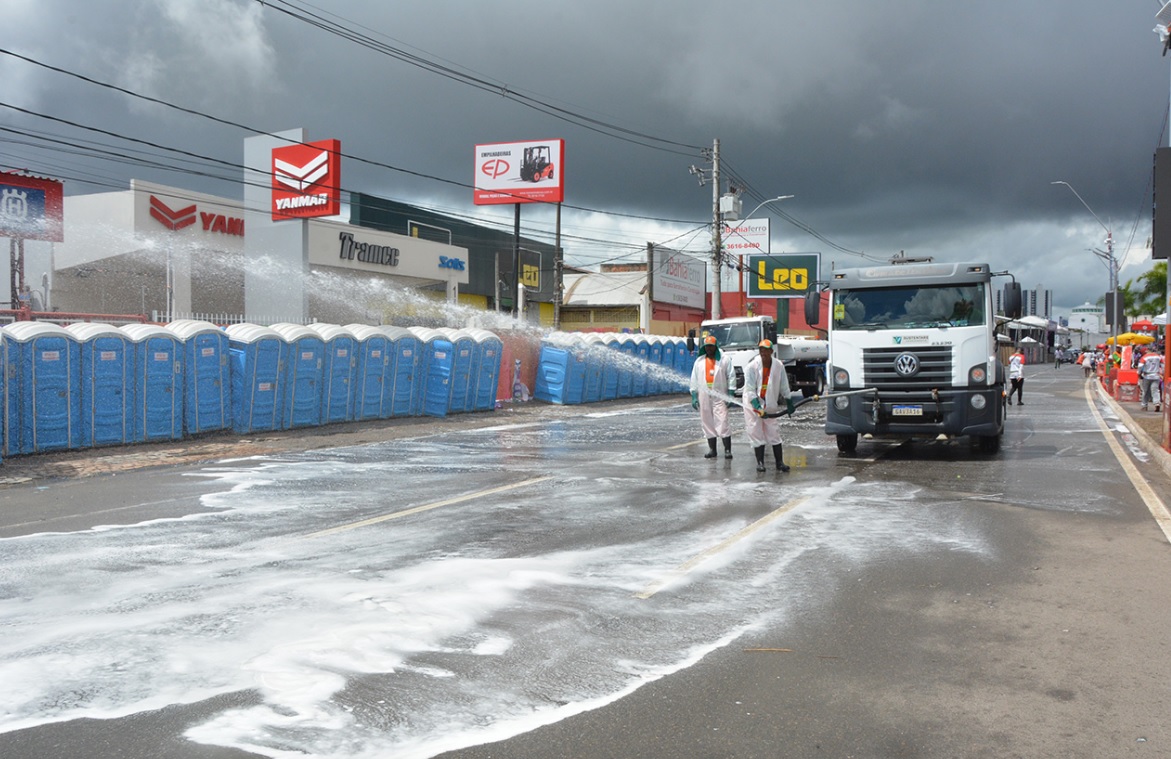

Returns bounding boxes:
[271,139,341,220]
[0,171,64,242]
[473,139,564,205]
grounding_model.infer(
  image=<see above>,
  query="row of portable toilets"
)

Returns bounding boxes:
[534,332,691,405]
[0,320,505,460]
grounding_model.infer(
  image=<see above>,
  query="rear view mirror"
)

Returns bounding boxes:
[804,291,821,326]
[1003,282,1022,320]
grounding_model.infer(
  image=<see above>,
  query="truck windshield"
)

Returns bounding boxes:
[702,322,762,349]
[832,283,986,330]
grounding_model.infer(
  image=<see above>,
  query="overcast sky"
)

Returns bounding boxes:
[4,0,1171,311]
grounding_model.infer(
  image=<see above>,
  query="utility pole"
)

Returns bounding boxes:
[554,202,563,330]
[710,138,723,320]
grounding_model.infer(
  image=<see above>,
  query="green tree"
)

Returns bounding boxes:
[1124,261,1167,316]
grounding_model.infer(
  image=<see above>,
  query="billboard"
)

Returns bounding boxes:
[721,217,769,255]
[474,139,565,205]
[0,172,64,242]
[650,247,706,310]
[271,139,341,220]
[746,253,820,299]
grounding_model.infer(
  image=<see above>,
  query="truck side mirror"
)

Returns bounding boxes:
[1003,282,1022,320]
[804,290,821,326]
[686,329,696,353]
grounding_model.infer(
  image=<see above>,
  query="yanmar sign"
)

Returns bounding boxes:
[149,195,243,236]
[272,139,341,220]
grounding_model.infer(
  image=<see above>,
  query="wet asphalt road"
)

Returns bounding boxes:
[2,369,1170,759]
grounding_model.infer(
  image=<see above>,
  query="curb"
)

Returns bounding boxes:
[1093,379,1171,480]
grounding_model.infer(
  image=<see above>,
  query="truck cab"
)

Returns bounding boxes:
[699,315,827,397]
[805,260,1021,454]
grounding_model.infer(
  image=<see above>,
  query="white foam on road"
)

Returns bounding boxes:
[0,444,991,758]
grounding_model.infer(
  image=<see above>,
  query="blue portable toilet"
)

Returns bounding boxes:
[168,319,231,435]
[271,324,324,430]
[408,327,454,417]
[307,323,358,424]
[4,322,81,455]
[346,324,391,420]
[585,335,619,401]
[671,337,691,391]
[226,323,286,434]
[467,328,503,411]
[534,332,587,405]
[380,326,420,417]
[533,337,570,404]
[437,328,476,413]
[647,337,665,396]
[630,335,650,397]
[67,323,135,448]
[121,324,183,443]
[610,334,635,399]
[578,333,604,403]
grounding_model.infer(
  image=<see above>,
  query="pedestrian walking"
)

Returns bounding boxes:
[742,339,796,473]
[689,335,735,459]
[1008,347,1025,405]
[1140,350,1164,411]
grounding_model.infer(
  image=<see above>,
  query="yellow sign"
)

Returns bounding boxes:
[521,263,541,289]
[747,254,819,298]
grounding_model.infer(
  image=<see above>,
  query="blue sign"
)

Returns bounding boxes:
[0,185,48,236]
[438,255,465,271]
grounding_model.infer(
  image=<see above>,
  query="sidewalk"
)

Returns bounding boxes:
[1093,378,1171,479]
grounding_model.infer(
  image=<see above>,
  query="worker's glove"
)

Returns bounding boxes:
[690,391,699,410]
[786,397,796,416]
[750,397,763,416]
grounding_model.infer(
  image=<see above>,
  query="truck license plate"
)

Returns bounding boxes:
[892,405,923,417]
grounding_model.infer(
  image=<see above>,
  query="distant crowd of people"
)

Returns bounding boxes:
[1072,343,1165,411]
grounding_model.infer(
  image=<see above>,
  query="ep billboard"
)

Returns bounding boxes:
[474,139,565,205]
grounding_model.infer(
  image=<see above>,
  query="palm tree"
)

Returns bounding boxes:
[1121,262,1167,317]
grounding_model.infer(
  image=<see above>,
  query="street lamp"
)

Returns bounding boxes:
[1051,180,1119,346]
[716,195,794,318]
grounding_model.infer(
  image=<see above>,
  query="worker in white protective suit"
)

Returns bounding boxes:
[742,339,796,473]
[689,335,736,459]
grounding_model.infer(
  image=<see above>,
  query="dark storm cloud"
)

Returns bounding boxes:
[3,0,1168,309]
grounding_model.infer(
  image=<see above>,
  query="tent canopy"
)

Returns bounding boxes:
[1106,332,1156,346]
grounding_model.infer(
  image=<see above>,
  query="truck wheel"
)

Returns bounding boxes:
[977,434,1000,454]
[836,433,858,453]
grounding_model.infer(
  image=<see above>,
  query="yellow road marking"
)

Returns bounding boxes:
[301,476,553,539]
[635,496,810,599]
[1086,384,1171,543]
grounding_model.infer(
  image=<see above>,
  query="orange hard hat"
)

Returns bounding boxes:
[704,335,717,346]
[758,339,773,349]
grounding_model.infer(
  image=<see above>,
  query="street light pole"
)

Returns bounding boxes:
[1052,180,1119,347]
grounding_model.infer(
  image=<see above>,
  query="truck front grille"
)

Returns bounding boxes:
[862,346,953,391]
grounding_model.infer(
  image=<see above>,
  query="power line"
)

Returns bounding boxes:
[255,0,705,156]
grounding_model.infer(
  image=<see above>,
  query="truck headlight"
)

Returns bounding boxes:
[971,394,987,410]
[832,367,850,387]
[968,363,988,385]
[834,396,850,410]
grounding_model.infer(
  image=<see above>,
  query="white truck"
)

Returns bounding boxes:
[697,315,828,398]
[804,260,1021,454]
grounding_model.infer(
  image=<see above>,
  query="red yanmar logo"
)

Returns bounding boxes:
[271,139,341,220]
[149,195,244,237]
[149,196,196,231]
